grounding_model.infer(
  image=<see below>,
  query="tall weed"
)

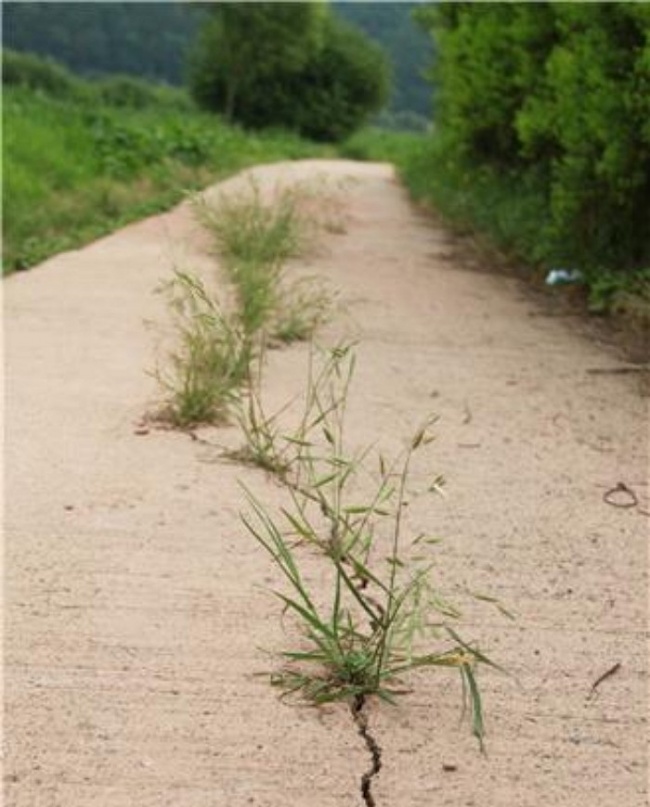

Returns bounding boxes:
[240,345,500,747]
[153,271,248,427]
[194,182,331,342]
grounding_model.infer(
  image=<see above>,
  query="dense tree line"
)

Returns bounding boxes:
[2,2,430,118]
[417,3,650,274]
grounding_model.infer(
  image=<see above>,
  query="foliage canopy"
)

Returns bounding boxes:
[417,3,650,274]
[188,3,389,142]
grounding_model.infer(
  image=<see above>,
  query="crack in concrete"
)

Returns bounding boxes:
[351,694,382,807]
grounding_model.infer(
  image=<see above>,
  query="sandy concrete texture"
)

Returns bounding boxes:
[4,160,648,807]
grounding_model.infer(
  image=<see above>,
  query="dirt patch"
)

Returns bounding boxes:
[4,159,647,806]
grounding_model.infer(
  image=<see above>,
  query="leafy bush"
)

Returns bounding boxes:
[513,5,650,270]
[410,4,650,305]
[340,127,424,164]
[87,111,214,177]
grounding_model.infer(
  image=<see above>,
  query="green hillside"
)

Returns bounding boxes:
[2,1,431,119]
[2,51,324,274]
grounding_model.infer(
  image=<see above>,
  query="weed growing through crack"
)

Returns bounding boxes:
[194,180,332,344]
[197,179,311,270]
[227,358,295,479]
[228,342,349,479]
[153,270,249,427]
[240,345,499,748]
[153,180,336,428]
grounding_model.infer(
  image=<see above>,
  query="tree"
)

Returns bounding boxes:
[281,15,390,142]
[188,3,389,142]
[188,3,325,122]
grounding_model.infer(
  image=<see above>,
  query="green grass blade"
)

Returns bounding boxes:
[462,664,485,752]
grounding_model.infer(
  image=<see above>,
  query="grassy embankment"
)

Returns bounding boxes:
[2,52,327,274]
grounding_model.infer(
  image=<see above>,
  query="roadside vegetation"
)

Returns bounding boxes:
[344,4,650,330]
[2,49,325,274]
[6,4,648,335]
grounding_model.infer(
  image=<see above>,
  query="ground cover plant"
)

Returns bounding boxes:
[3,50,325,274]
[239,345,500,750]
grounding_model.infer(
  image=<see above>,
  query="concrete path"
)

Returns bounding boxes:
[4,160,647,806]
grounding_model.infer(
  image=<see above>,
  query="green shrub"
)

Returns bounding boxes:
[340,127,423,164]
[514,4,650,270]
[2,48,81,97]
[409,4,650,308]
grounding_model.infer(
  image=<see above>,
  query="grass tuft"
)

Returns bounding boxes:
[153,270,249,428]
[272,276,334,345]
[194,181,333,344]
[196,180,312,270]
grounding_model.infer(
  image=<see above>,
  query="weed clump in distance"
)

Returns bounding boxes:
[194,181,333,345]
[198,181,310,272]
[240,345,503,749]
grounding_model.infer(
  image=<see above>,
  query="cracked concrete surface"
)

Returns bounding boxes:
[351,696,382,807]
[4,160,648,806]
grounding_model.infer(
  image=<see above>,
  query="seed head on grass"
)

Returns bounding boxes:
[229,342,355,484]
[239,345,504,749]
